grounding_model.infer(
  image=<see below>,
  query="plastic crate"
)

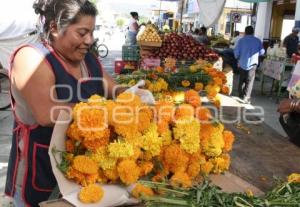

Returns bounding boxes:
[122,45,140,61]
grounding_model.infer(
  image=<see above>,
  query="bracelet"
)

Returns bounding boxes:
[290,100,297,111]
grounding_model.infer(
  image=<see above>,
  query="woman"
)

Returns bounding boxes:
[125,11,139,45]
[278,98,300,145]
[4,0,151,206]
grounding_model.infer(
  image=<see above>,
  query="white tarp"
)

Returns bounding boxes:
[197,0,226,27]
[0,0,39,69]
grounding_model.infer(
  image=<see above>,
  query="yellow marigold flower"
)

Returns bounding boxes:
[185,90,201,107]
[196,107,212,122]
[67,122,82,141]
[161,128,172,146]
[175,104,195,120]
[245,189,254,197]
[200,161,214,175]
[182,80,190,87]
[173,117,200,154]
[139,161,154,177]
[288,173,300,183]
[73,155,98,174]
[79,184,104,203]
[194,82,204,91]
[108,141,134,158]
[87,95,106,107]
[189,65,198,73]
[201,123,224,157]
[103,167,119,182]
[132,184,154,198]
[205,84,220,99]
[170,172,192,188]
[142,123,163,157]
[213,95,221,108]
[223,130,235,152]
[158,78,168,91]
[210,154,230,174]
[162,144,189,173]
[89,147,117,170]
[128,147,142,161]
[117,159,140,185]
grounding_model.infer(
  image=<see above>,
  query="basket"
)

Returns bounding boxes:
[138,41,162,48]
[122,45,140,61]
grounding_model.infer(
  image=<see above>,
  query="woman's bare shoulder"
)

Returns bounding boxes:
[12,46,55,89]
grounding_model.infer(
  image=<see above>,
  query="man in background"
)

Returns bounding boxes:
[234,26,265,104]
[283,27,299,58]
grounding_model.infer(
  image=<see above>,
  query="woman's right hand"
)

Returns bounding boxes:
[277,99,292,114]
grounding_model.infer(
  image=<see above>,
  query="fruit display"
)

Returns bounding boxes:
[149,33,219,62]
[137,24,162,46]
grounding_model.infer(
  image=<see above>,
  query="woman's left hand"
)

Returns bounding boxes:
[277,99,292,114]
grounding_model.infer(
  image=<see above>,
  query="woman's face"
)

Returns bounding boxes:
[53,15,96,63]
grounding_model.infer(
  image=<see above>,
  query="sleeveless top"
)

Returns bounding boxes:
[5,42,104,206]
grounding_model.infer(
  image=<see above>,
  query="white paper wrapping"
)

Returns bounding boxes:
[49,110,138,207]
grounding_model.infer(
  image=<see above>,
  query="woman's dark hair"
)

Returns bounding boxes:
[130,12,138,18]
[245,26,254,35]
[33,0,98,41]
[200,26,207,34]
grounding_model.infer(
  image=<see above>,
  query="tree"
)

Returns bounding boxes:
[116,18,125,28]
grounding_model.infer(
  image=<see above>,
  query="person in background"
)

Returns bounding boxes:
[5,1,153,206]
[283,27,299,58]
[197,26,210,45]
[278,98,300,145]
[234,26,265,104]
[230,31,242,49]
[125,11,139,45]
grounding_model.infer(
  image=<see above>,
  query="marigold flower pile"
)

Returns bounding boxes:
[60,90,235,203]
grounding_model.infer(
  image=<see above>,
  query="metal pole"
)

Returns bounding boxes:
[158,0,162,28]
[179,0,184,32]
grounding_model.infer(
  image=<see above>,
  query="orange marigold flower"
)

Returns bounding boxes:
[132,184,154,198]
[200,161,214,175]
[116,92,142,107]
[162,144,189,173]
[67,122,82,141]
[181,80,190,87]
[223,130,235,152]
[194,82,204,91]
[184,89,201,107]
[187,163,201,179]
[139,161,154,177]
[66,167,85,185]
[82,134,110,151]
[170,172,192,188]
[157,120,169,134]
[213,77,223,86]
[66,139,75,153]
[155,100,175,123]
[156,66,164,73]
[117,159,141,185]
[196,107,212,122]
[221,85,230,95]
[73,155,98,175]
[103,167,119,182]
[79,184,104,203]
[175,104,195,120]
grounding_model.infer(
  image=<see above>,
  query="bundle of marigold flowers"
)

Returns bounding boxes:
[54,90,235,204]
